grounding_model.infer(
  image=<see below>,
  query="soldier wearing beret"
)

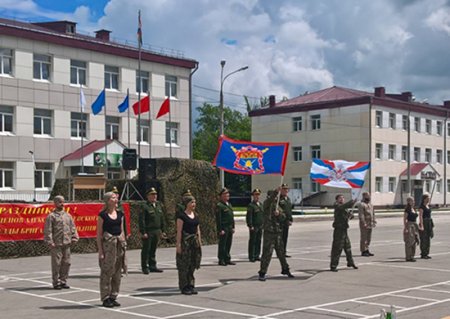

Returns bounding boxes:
[246,188,263,262]
[139,187,167,274]
[216,188,235,266]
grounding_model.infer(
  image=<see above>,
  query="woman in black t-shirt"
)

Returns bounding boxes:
[403,196,419,262]
[96,192,126,307]
[419,193,434,259]
[176,195,202,295]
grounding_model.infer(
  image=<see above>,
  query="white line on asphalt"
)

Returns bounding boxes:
[390,294,439,302]
[370,263,450,273]
[162,309,209,319]
[351,300,406,309]
[313,306,365,318]
[42,288,87,297]
[119,302,162,310]
[420,288,450,294]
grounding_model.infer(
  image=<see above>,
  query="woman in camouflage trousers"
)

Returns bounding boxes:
[403,196,420,262]
[176,195,202,295]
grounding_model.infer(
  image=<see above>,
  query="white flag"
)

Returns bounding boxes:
[80,87,86,112]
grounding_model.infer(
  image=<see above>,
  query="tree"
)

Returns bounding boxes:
[193,103,251,195]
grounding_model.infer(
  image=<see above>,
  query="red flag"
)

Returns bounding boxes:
[156,98,170,119]
[132,95,150,115]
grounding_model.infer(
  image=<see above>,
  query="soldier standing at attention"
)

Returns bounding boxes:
[330,194,358,272]
[176,195,202,295]
[279,183,293,257]
[44,195,79,289]
[246,188,263,262]
[258,187,294,281]
[216,188,235,266]
[418,193,434,259]
[96,192,126,308]
[139,187,167,274]
[358,192,376,257]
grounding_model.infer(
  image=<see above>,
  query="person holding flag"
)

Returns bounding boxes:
[330,194,358,272]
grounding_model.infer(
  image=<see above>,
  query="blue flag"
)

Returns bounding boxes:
[118,95,129,113]
[91,89,105,115]
[213,135,289,175]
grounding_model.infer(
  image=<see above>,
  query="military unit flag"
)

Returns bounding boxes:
[310,159,370,189]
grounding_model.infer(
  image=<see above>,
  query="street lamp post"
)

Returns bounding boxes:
[219,60,249,188]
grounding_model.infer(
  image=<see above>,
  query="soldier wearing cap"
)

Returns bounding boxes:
[139,187,167,274]
[216,187,235,266]
[279,183,293,257]
[175,190,193,221]
[246,188,263,262]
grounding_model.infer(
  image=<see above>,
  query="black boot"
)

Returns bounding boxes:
[258,271,266,281]
[281,269,294,278]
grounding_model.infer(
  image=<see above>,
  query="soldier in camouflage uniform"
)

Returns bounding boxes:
[139,187,167,274]
[330,194,358,272]
[96,192,126,308]
[258,187,294,281]
[216,188,235,266]
[44,195,79,289]
[279,183,293,257]
[246,188,263,262]
[176,195,202,295]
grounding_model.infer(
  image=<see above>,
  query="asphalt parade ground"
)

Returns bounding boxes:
[2,214,450,319]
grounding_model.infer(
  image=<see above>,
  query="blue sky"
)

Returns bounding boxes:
[1,0,450,110]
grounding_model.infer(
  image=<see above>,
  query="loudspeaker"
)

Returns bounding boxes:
[122,148,137,170]
[139,158,156,181]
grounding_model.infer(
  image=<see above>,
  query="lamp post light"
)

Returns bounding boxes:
[219,60,249,188]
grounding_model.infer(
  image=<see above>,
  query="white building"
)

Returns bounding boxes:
[0,18,198,201]
[250,86,450,207]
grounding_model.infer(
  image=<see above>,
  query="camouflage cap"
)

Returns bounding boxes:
[252,188,261,195]
[281,183,289,189]
[219,187,229,195]
[146,187,157,195]
[111,186,119,194]
[182,189,193,197]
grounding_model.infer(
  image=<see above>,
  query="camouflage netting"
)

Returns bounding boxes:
[0,158,220,259]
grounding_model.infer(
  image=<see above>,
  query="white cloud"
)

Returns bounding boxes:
[426,7,450,35]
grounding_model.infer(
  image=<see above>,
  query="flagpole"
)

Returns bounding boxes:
[137,10,142,158]
[80,84,85,173]
[169,100,172,158]
[127,89,130,148]
[148,90,151,159]
[276,175,284,209]
[104,90,108,178]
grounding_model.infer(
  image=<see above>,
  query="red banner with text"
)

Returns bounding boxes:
[0,203,131,242]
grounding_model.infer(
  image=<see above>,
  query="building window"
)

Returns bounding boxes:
[375,177,382,192]
[414,147,420,162]
[35,163,52,189]
[447,180,450,193]
[166,122,179,145]
[388,144,395,160]
[0,105,13,133]
[70,60,86,85]
[292,178,302,190]
[437,121,442,136]
[375,143,382,159]
[389,113,396,129]
[70,112,87,138]
[33,54,51,80]
[436,180,442,193]
[388,177,396,193]
[447,123,450,137]
[425,148,431,163]
[437,149,443,164]
[0,48,13,75]
[425,119,432,134]
[137,119,149,143]
[106,116,119,140]
[136,70,149,93]
[165,75,177,98]
[402,115,408,130]
[0,161,14,188]
[375,111,382,127]
[311,181,321,192]
[293,146,302,162]
[425,180,431,193]
[401,146,407,161]
[292,117,302,132]
[401,180,408,193]
[311,114,321,130]
[414,117,420,132]
[311,145,321,159]
[105,65,119,90]
[33,109,52,135]
[448,150,450,164]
